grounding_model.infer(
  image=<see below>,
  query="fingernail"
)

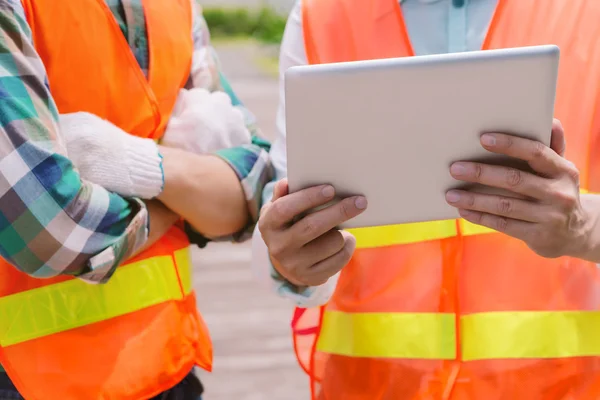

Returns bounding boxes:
[445,190,461,203]
[355,196,367,209]
[481,134,496,146]
[322,185,334,198]
[450,163,467,176]
[459,209,472,217]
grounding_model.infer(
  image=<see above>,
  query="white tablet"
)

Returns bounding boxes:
[284,45,559,229]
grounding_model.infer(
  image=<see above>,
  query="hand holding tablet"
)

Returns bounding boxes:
[284,45,559,229]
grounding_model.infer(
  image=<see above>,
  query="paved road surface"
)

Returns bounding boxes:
[195,44,309,400]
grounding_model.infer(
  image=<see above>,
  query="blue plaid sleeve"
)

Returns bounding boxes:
[185,1,273,242]
[0,0,148,283]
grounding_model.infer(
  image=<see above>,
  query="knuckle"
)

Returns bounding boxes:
[557,190,578,209]
[339,201,353,219]
[323,230,345,252]
[531,141,546,159]
[564,161,580,181]
[497,198,512,215]
[269,236,295,259]
[259,201,271,216]
[257,207,272,232]
[302,188,318,206]
[473,164,483,181]
[504,135,514,148]
[300,219,319,238]
[333,232,346,251]
[268,200,287,220]
[550,210,568,227]
[268,242,287,259]
[494,216,509,232]
[546,183,563,199]
[548,181,578,209]
[464,193,475,207]
[505,168,523,187]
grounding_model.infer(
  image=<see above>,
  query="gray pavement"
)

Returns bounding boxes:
[195,43,309,400]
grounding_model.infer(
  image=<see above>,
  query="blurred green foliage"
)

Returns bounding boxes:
[202,7,286,44]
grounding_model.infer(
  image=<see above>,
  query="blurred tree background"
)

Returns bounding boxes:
[198,0,290,76]
[203,7,287,44]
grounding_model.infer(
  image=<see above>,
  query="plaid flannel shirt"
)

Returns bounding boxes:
[0,0,271,283]
[108,0,272,243]
[0,0,149,285]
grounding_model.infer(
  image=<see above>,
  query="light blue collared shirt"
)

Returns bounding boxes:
[400,0,498,55]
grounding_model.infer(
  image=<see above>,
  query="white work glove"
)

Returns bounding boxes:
[161,88,252,154]
[59,112,164,199]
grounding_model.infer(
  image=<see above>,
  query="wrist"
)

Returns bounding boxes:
[156,146,197,201]
[123,137,164,199]
[567,194,600,261]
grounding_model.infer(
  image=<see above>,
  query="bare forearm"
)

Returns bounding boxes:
[157,146,248,238]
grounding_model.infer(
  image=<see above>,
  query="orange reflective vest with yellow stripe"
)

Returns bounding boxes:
[293,0,600,399]
[0,1,212,399]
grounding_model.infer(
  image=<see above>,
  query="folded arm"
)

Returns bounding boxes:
[157,147,253,238]
[0,1,149,283]
[169,1,272,242]
[55,0,272,246]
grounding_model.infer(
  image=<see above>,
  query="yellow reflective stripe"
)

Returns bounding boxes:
[347,219,494,248]
[174,248,192,295]
[348,220,458,249]
[459,219,497,236]
[344,190,595,248]
[461,311,600,361]
[0,255,188,347]
[316,311,456,359]
[316,310,600,361]
[349,219,497,247]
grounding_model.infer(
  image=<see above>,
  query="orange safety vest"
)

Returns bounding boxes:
[0,1,212,399]
[293,1,600,399]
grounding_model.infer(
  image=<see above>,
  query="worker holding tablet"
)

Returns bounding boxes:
[252,0,600,399]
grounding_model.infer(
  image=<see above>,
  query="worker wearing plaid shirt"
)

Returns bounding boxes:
[0,0,272,399]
